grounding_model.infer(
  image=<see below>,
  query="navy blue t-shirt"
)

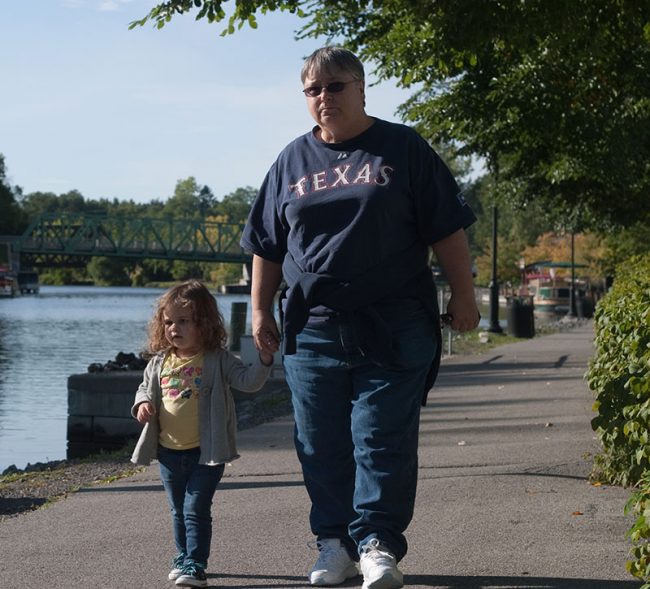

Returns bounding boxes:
[241,117,475,289]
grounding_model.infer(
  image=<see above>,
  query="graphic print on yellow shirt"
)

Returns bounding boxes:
[159,351,203,450]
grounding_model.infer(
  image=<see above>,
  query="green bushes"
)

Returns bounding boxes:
[587,253,650,585]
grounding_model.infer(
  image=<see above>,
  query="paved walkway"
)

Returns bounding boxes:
[0,322,642,588]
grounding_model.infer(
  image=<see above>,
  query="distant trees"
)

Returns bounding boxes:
[163,177,209,218]
[86,256,134,286]
[217,186,257,221]
[0,154,26,235]
[13,175,255,226]
[3,166,258,286]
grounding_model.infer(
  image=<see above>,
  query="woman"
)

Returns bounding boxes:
[241,46,480,589]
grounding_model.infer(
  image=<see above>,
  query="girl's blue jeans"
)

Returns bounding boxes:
[283,307,436,562]
[158,445,225,567]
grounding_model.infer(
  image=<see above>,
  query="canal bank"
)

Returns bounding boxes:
[0,286,256,472]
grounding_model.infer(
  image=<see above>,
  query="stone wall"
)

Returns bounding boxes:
[67,371,291,459]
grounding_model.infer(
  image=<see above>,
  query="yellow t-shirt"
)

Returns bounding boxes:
[158,351,203,450]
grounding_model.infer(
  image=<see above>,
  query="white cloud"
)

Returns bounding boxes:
[61,0,134,11]
[98,0,134,11]
[98,1,120,10]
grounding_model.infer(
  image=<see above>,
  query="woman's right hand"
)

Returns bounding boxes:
[136,401,156,425]
[252,309,280,356]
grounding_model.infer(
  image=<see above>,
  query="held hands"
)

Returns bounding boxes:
[252,309,280,357]
[136,401,155,425]
[259,349,274,366]
[444,294,481,333]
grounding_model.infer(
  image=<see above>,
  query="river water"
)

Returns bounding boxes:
[0,286,253,472]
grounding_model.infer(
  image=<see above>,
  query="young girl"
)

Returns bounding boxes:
[131,280,273,587]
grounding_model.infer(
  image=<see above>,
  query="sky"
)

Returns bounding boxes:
[0,0,414,204]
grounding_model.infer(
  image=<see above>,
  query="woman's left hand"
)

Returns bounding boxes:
[252,309,280,355]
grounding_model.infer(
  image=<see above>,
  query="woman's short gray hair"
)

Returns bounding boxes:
[301,46,365,83]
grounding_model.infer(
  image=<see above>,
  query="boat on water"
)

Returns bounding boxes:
[0,270,17,297]
[528,279,571,315]
[0,269,40,297]
[526,277,594,317]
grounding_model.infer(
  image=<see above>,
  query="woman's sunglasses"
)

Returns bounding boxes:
[302,80,357,98]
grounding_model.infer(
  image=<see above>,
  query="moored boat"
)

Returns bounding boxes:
[529,280,571,315]
[527,277,594,317]
[0,270,17,297]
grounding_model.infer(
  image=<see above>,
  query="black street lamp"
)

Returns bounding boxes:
[488,206,503,333]
[566,231,577,318]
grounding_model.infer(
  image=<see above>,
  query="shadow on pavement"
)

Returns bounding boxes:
[179,572,642,589]
[404,574,642,588]
[0,496,47,517]
[76,479,304,493]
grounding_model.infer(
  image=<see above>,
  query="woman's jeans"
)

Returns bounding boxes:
[283,308,436,562]
[158,445,225,566]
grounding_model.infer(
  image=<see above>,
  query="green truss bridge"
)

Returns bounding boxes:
[13,213,251,267]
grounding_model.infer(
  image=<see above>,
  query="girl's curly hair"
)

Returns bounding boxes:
[147,280,228,354]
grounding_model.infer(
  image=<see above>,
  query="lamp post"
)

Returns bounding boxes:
[566,231,577,318]
[518,256,527,295]
[488,206,503,333]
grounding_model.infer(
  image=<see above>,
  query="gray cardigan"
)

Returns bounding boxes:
[130,348,272,466]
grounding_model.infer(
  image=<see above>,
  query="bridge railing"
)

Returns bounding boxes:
[13,213,252,263]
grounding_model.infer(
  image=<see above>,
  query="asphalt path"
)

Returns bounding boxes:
[0,321,642,589]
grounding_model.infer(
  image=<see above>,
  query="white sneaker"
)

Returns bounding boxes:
[360,539,404,589]
[309,538,359,586]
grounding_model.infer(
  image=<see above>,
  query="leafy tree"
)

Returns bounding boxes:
[38,267,88,286]
[163,177,206,218]
[474,235,522,287]
[207,262,245,286]
[170,259,205,281]
[521,231,605,279]
[0,154,27,235]
[141,258,174,283]
[56,190,87,213]
[128,0,304,34]
[199,185,217,216]
[216,186,257,222]
[463,173,557,282]
[131,0,650,231]
[86,256,134,286]
[20,189,88,222]
[599,221,650,276]
[20,191,64,220]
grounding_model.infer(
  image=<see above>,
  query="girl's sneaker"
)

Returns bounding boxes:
[175,561,208,587]
[168,553,186,581]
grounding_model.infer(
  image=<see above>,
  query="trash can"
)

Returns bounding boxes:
[577,296,594,319]
[506,295,535,338]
